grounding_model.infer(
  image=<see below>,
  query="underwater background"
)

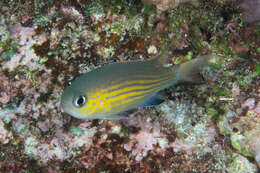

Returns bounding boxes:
[0,0,259,172]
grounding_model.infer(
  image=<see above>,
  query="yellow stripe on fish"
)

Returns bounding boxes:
[102,73,172,93]
[61,53,210,120]
[80,74,172,116]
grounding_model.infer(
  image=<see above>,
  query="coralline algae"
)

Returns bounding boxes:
[0,0,259,172]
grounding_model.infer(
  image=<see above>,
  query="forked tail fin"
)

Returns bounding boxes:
[175,55,211,84]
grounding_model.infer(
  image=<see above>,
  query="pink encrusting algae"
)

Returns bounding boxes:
[0,70,16,104]
[123,117,166,161]
[0,0,259,172]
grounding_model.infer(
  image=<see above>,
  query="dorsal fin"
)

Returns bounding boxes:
[149,48,171,67]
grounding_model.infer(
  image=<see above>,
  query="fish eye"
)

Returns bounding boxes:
[74,95,87,108]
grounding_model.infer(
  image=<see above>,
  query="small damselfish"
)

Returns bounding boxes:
[61,53,209,120]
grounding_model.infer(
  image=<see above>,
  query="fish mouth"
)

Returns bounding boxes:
[60,99,70,115]
[60,101,67,113]
[60,88,73,114]
[60,99,75,117]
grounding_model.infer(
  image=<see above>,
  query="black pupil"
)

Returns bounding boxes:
[77,96,85,106]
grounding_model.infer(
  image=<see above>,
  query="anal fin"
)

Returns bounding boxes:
[141,95,165,108]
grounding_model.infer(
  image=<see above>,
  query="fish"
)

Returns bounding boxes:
[61,52,210,120]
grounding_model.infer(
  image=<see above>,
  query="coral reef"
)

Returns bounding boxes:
[142,0,195,11]
[238,0,260,23]
[0,0,259,172]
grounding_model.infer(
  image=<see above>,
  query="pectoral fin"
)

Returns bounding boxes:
[140,95,165,108]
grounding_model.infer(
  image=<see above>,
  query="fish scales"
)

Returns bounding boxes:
[106,77,171,107]
[61,54,209,120]
[84,69,172,116]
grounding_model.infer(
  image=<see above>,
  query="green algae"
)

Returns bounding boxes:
[84,0,105,16]
[206,107,219,120]
[255,63,260,75]
[0,0,259,171]
[205,103,225,121]
[4,97,21,110]
[34,15,50,27]
[209,63,222,70]
[0,36,17,60]
[70,126,85,136]
[216,89,228,96]
[236,74,254,88]
[111,0,143,17]
[185,51,193,60]
[227,153,258,173]
[257,47,260,54]
[217,116,232,135]
[38,57,48,64]
[1,49,15,59]
[231,133,254,157]
[142,4,156,17]
[24,68,38,88]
